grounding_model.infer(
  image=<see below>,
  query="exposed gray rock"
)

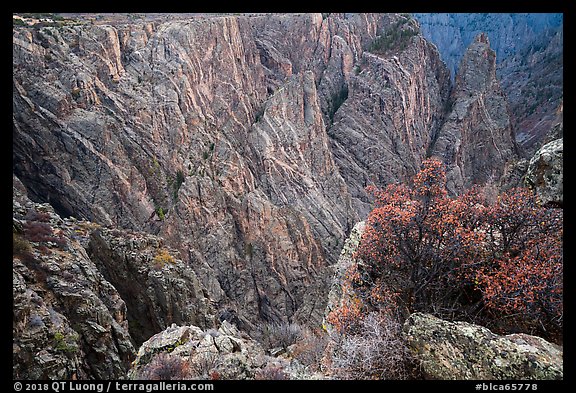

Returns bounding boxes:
[13,173,218,379]
[128,320,321,380]
[499,30,563,156]
[13,175,135,379]
[87,228,216,346]
[328,16,451,210]
[415,13,563,155]
[12,13,409,339]
[323,221,365,335]
[414,13,562,80]
[403,312,563,380]
[13,13,557,380]
[431,33,518,195]
[525,138,563,207]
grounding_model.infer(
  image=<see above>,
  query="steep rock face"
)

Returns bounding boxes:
[248,70,357,260]
[414,13,563,156]
[403,313,563,380]
[499,27,563,156]
[328,16,451,211]
[525,138,563,207]
[87,228,215,346]
[13,176,135,379]
[414,13,562,80]
[13,172,225,378]
[13,13,522,350]
[431,33,518,195]
[13,14,404,336]
[13,18,267,229]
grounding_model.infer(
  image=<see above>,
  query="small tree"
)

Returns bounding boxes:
[471,188,563,339]
[350,158,562,341]
[356,159,487,318]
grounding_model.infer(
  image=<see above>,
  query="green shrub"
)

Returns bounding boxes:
[53,331,79,354]
[367,19,418,55]
[13,18,28,27]
[71,87,81,98]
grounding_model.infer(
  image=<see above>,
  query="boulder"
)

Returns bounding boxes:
[525,138,563,207]
[403,312,563,380]
[129,321,267,380]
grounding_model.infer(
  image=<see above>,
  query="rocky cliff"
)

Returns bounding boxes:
[13,175,134,379]
[13,13,540,379]
[328,15,451,212]
[414,13,563,156]
[499,27,563,156]
[414,13,562,80]
[430,33,518,195]
[14,173,222,378]
[13,13,456,340]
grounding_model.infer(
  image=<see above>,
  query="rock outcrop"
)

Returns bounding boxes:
[13,176,135,379]
[87,228,215,346]
[498,29,563,156]
[525,138,563,207]
[431,33,518,195]
[13,13,552,380]
[128,321,268,379]
[328,15,451,211]
[14,13,444,336]
[414,13,563,156]
[128,320,321,380]
[13,173,217,378]
[403,313,563,380]
[323,221,365,334]
[414,13,563,81]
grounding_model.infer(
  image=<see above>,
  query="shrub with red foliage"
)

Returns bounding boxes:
[24,209,52,223]
[356,159,487,318]
[350,158,562,341]
[22,220,67,249]
[137,353,191,380]
[23,221,54,243]
[471,188,563,339]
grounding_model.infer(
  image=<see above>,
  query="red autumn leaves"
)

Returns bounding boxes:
[334,158,562,340]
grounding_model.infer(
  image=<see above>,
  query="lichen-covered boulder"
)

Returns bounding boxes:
[403,313,563,380]
[525,138,563,207]
[128,321,270,379]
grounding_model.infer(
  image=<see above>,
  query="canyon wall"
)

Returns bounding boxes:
[13,14,544,379]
